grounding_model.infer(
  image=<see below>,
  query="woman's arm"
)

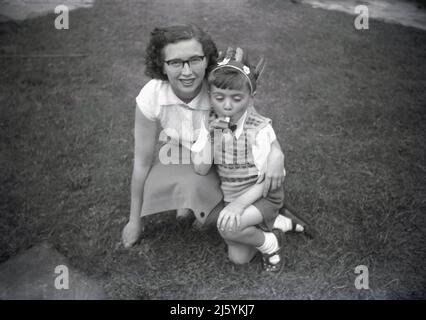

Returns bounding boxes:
[192,158,213,176]
[123,106,158,249]
[191,120,213,175]
[191,137,213,175]
[129,105,158,222]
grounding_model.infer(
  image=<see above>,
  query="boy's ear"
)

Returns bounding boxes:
[254,55,266,80]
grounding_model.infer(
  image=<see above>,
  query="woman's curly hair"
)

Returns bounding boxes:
[144,24,218,80]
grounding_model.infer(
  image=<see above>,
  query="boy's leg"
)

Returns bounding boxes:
[219,205,264,247]
[225,240,258,265]
[254,185,306,234]
[194,200,225,231]
[252,185,284,231]
[219,205,281,268]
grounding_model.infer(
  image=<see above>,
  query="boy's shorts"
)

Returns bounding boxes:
[203,185,284,231]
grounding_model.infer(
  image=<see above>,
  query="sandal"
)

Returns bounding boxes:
[261,229,283,273]
[280,203,314,239]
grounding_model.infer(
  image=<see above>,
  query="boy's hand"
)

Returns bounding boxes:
[217,202,245,232]
[209,117,230,132]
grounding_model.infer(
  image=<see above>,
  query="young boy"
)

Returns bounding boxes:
[191,47,302,272]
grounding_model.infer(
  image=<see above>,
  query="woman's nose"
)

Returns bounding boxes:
[181,62,193,75]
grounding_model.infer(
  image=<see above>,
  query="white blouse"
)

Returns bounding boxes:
[136,79,211,150]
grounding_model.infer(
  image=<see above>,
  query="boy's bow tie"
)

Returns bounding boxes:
[229,123,237,132]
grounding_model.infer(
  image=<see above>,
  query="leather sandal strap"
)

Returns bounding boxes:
[262,248,281,259]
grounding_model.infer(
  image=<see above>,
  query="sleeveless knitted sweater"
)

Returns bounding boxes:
[213,111,271,202]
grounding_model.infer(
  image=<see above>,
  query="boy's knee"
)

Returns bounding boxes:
[228,251,250,265]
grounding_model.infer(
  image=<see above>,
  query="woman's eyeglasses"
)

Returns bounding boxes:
[165,56,205,70]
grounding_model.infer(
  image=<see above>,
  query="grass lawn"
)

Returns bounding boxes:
[0,0,425,299]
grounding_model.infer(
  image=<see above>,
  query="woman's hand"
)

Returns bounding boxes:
[217,202,245,232]
[259,144,285,197]
[122,219,143,248]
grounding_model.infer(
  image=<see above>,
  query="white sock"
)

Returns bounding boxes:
[273,215,304,232]
[256,232,280,265]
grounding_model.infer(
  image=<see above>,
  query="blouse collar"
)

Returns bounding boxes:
[159,80,210,111]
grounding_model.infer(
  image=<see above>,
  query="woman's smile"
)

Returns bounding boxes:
[179,78,196,87]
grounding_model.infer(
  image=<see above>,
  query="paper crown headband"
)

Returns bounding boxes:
[210,47,266,95]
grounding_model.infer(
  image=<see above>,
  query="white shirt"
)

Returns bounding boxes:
[136,79,210,149]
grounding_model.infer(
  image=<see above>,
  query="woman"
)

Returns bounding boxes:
[122,24,286,248]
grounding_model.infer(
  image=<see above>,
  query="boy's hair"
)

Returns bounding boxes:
[144,24,218,80]
[208,67,252,93]
[208,47,266,95]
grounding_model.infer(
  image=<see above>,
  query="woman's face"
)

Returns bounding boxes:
[162,38,207,102]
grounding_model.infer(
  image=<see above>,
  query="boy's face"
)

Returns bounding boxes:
[209,85,252,122]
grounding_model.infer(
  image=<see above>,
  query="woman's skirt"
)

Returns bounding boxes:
[140,144,223,225]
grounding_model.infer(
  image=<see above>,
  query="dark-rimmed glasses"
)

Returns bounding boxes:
[164,56,205,70]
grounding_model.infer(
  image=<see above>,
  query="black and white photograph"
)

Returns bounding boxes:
[0,0,425,303]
